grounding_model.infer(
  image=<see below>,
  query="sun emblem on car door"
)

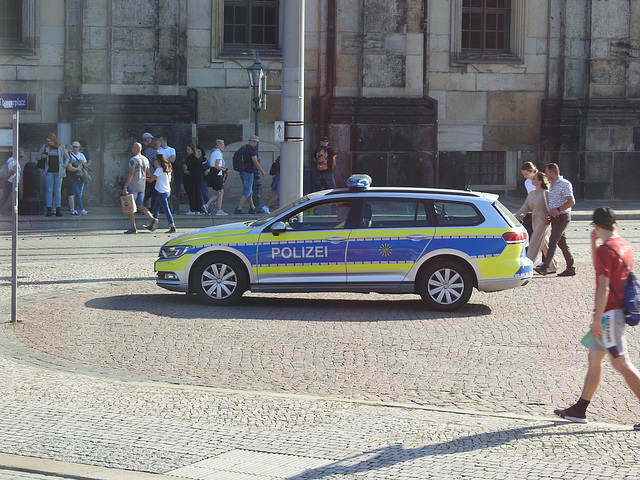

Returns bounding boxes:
[379,244,392,256]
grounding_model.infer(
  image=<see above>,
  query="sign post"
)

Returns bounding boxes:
[1,93,27,324]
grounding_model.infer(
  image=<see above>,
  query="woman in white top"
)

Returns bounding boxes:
[519,161,537,237]
[204,139,230,216]
[515,171,558,271]
[145,153,176,233]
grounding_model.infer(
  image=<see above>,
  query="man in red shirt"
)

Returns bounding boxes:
[554,207,640,429]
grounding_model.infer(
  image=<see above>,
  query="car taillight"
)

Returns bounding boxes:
[502,231,527,244]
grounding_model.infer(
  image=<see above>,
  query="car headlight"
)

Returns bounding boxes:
[159,245,193,259]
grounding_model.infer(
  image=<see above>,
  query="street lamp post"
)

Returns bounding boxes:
[247,55,265,208]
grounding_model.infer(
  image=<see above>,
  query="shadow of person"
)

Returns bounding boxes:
[286,422,629,479]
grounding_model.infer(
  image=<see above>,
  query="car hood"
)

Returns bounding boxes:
[166,221,255,244]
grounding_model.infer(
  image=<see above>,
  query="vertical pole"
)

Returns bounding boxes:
[253,99,262,208]
[11,110,18,323]
[280,0,305,204]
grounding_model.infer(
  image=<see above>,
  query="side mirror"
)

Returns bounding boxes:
[270,221,287,236]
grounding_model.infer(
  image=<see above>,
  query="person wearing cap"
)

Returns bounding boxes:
[67,141,89,215]
[555,206,640,429]
[311,135,337,191]
[534,162,576,277]
[141,132,153,149]
[234,135,266,215]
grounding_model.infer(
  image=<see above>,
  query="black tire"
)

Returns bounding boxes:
[417,260,473,311]
[191,254,247,305]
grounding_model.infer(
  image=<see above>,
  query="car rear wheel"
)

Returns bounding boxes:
[418,260,473,311]
[192,254,247,305]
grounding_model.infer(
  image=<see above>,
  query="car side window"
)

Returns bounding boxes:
[360,199,430,229]
[283,201,353,231]
[432,201,484,226]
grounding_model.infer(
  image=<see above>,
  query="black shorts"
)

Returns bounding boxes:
[208,173,223,190]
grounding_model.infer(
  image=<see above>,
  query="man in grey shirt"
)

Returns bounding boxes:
[122,142,158,234]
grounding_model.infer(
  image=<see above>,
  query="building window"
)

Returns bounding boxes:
[224,0,278,49]
[0,0,21,45]
[0,0,36,55]
[462,0,510,54]
[451,0,524,64]
[465,151,505,186]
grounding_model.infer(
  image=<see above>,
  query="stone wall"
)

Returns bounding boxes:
[542,0,640,200]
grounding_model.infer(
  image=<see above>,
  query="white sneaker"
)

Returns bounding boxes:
[261,206,270,214]
[215,210,228,216]
[185,211,196,215]
[80,209,89,215]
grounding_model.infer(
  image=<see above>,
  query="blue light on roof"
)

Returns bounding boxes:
[346,174,372,189]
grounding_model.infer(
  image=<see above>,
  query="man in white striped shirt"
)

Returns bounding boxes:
[535,163,576,277]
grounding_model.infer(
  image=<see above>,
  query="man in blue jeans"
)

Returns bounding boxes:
[534,163,576,277]
[234,135,266,214]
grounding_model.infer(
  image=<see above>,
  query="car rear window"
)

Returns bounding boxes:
[493,200,521,228]
[432,200,484,226]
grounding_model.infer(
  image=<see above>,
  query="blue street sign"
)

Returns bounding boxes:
[0,93,28,110]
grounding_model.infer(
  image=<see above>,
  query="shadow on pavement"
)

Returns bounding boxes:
[288,422,630,479]
[82,292,493,322]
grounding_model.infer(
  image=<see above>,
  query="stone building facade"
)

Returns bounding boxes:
[0,0,638,206]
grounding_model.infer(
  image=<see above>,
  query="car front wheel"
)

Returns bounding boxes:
[418,260,473,311]
[192,254,247,305]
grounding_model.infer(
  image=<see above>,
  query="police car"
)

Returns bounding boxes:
[155,175,532,311]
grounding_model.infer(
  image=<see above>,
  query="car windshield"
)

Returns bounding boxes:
[250,196,312,226]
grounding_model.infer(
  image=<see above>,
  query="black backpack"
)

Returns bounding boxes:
[269,156,280,175]
[233,145,248,172]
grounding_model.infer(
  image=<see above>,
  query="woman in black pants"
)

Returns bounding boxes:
[182,144,206,215]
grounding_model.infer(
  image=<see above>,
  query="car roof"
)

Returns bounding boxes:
[323,187,498,203]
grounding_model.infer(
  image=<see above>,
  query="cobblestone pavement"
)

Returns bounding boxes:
[2,224,640,478]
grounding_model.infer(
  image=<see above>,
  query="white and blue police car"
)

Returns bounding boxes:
[155,175,532,311]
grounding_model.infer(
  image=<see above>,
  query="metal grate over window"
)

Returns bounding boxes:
[465,151,505,186]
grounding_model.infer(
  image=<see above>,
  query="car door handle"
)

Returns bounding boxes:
[325,236,348,244]
[407,233,429,241]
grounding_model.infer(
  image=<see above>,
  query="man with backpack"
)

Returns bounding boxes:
[233,135,265,214]
[312,135,337,191]
[555,206,640,429]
